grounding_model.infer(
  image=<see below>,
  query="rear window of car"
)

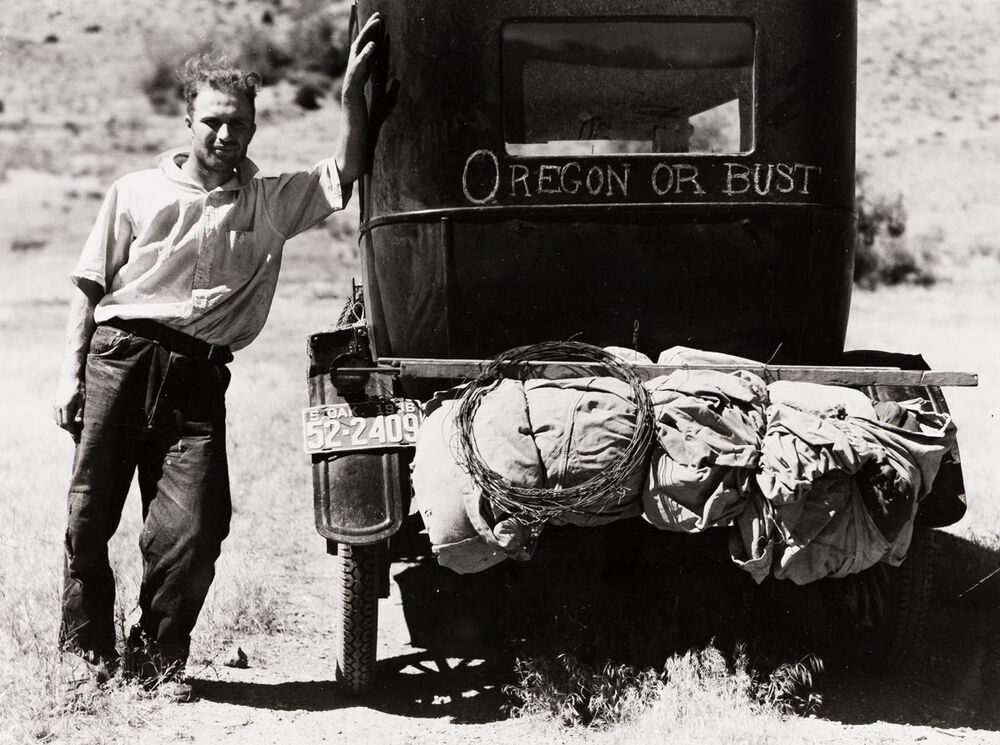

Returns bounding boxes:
[502,19,755,156]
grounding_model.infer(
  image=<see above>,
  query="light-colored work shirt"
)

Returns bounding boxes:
[72,148,344,351]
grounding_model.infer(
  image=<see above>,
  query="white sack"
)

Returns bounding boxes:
[410,379,544,573]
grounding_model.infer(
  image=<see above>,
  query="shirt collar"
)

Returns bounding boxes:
[156,147,259,192]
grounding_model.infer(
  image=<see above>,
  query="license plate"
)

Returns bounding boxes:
[302,398,423,454]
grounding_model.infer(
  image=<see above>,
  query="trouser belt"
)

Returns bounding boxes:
[101,317,233,364]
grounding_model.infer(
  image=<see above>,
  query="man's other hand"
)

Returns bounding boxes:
[53,376,85,442]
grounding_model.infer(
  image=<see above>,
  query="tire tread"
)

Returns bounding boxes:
[333,544,380,694]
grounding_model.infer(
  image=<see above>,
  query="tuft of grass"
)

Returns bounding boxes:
[750,652,824,716]
[0,647,183,744]
[506,654,664,728]
[506,645,825,731]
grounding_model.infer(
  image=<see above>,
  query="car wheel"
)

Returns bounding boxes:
[333,543,380,694]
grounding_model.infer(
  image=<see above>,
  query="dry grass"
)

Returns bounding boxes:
[507,646,824,730]
[506,646,838,745]
[507,655,667,728]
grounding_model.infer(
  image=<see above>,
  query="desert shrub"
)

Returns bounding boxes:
[235,3,351,96]
[282,2,352,79]
[141,29,285,115]
[141,57,183,116]
[971,241,1000,261]
[141,37,212,116]
[855,170,936,289]
[233,24,294,85]
[140,3,352,114]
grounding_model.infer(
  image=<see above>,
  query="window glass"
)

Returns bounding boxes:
[503,20,755,156]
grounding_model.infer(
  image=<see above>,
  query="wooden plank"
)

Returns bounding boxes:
[378,358,979,387]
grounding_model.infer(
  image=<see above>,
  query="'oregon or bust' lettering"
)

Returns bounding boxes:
[461,149,822,204]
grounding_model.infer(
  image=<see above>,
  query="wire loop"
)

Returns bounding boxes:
[454,341,655,522]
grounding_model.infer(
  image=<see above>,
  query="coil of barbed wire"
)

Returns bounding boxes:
[453,340,655,523]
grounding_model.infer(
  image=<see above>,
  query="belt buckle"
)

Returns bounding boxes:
[207,344,218,361]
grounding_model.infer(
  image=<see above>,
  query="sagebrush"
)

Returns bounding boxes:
[140,1,352,114]
[854,170,936,289]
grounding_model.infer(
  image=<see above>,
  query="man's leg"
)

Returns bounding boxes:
[134,354,232,675]
[60,327,148,665]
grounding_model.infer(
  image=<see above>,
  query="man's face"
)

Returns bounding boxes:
[185,87,256,174]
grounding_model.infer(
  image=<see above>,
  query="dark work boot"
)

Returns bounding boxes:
[123,624,196,702]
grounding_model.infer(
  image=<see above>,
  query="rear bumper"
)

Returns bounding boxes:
[308,342,975,545]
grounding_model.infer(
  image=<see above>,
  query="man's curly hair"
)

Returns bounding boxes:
[178,54,263,115]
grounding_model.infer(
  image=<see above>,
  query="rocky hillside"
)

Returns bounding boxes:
[1,0,998,276]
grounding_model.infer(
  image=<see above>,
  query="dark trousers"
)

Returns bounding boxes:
[60,325,232,665]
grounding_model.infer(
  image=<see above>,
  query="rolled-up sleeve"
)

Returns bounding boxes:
[261,157,345,240]
[71,179,133,291]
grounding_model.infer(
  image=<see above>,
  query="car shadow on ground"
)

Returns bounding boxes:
[192,652,509,722]
[820,530,1000,731]
[197,525,1000,730]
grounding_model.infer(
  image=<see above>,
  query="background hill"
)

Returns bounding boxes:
[2,0,998,277]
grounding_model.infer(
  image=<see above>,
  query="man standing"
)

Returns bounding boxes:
[51,14,382,701]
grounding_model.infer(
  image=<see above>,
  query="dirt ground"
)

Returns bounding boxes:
[127,551,1000,745]
[1,0,999,742]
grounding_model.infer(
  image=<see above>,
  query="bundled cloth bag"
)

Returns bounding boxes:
[841,399,957,564]
[731,474,893,585]
[603,346,654,365]
[524,377,647,526]
[731,399,956,584]
[767,381,876,419]
[656,346,762,367]
[641,369,768,532]
[410,379,544,574]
